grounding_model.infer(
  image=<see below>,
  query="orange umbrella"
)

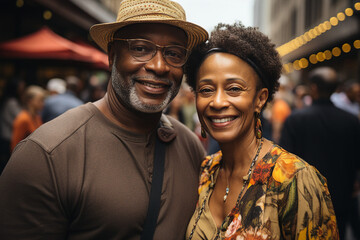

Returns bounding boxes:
[0,27,109,70]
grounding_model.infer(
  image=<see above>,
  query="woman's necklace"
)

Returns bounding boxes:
[223,180,230,202]
[188,138,263,240]
[223,139,261,203]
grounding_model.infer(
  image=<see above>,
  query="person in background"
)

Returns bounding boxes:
[46,77,66,96]
[0,0,208,239]
[80,74,108,103]
[270,75,293,143]
[0,77,25,174]
[181,84,197,131]
[293,83,311,110]
[331,79,360,119]
[164,84,185,123]
[42,76,84,123]
[185,22,338,240]
[280,67,359,240]
[11,85,45,151]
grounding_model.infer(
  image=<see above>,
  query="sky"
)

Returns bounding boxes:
[176,0,255,33]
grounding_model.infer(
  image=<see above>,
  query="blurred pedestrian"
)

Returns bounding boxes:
[280,67,360,240]
[42,76,83,123]
[331,79,360,119]
[164,86,185,123]
[181,84,197,131]
[11,85,45,151]
[293,83,311,110]
[46,78,66,95]
[0,77,25,174]
[80,74,107,102]
[270,75,293,143]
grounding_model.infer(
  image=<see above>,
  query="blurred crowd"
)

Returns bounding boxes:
[0,74,108,172]
[3,72,358,161]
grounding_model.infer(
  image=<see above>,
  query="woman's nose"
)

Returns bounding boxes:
[210,89,229,110]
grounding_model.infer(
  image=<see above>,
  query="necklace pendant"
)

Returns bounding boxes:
[223,186,229,202]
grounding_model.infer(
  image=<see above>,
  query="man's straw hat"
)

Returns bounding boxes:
[90,0,208,52]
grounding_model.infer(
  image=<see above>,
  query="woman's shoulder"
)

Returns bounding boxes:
[269,145,326,185]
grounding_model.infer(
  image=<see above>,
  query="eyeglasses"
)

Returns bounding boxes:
[112,38,189,68]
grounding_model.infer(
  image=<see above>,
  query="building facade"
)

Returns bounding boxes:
[254,0,360,83]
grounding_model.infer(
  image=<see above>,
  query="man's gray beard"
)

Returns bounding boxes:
[110,57,180,113]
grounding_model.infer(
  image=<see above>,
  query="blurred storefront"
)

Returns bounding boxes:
[254,0,360,84]
[0,0,120,96]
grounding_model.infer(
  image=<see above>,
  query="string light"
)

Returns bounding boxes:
[355,2,360,10]
[16,0,24,7]
[345,8,353,16]
[280,2,360,73]
[316,52,325,62]
[293,60,301,71]
[284,40,359,73]
[276,2,360,57]
[330,17,339,26]
[324,50,332,60]
[332,47,341,57]
[342,43,351,53]
[337,12,345,21]
[354,40,360,49]
[309,54,317,64]
[43,10,52,20]
[299,58,309,68]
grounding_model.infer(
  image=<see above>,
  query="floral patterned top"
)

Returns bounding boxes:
[186,145,339,240]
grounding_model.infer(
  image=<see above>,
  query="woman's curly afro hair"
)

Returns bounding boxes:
[185,22,283,105]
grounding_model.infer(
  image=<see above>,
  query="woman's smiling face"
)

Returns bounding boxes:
[195,52,267,144]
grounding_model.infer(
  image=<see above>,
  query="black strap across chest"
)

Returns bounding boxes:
[140,135,166,240]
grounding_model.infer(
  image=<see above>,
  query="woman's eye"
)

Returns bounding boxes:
[227,87,243,92]
[197,88,214,95]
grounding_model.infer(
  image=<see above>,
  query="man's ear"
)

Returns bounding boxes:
[255,88,269,112]
[108,43,115,71]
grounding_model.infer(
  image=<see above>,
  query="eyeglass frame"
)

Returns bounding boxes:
[112,38,189,68]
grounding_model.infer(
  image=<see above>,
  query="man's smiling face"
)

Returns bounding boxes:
[109,23,187,113]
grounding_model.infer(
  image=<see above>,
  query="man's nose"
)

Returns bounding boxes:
[144,50,170,75]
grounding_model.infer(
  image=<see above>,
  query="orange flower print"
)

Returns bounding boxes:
[198,152,222,193]
[272,156,298,183]
[251,163,274,185]
[198,170,211,193]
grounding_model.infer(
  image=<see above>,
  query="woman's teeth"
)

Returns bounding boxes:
[212,117,235,123]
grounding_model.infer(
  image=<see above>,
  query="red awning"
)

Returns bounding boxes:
[0,27,109,70]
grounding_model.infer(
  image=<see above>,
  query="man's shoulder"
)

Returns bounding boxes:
[165,114,205,154]
[28,103,96,153]
[166,115,198,139]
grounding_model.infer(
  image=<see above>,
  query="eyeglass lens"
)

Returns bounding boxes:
[127,39,187,67]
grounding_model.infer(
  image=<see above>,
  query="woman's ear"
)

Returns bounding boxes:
[255,88,269,112]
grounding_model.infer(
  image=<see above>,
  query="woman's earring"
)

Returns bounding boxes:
[201,126,207,138]
[255,112,262,139]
